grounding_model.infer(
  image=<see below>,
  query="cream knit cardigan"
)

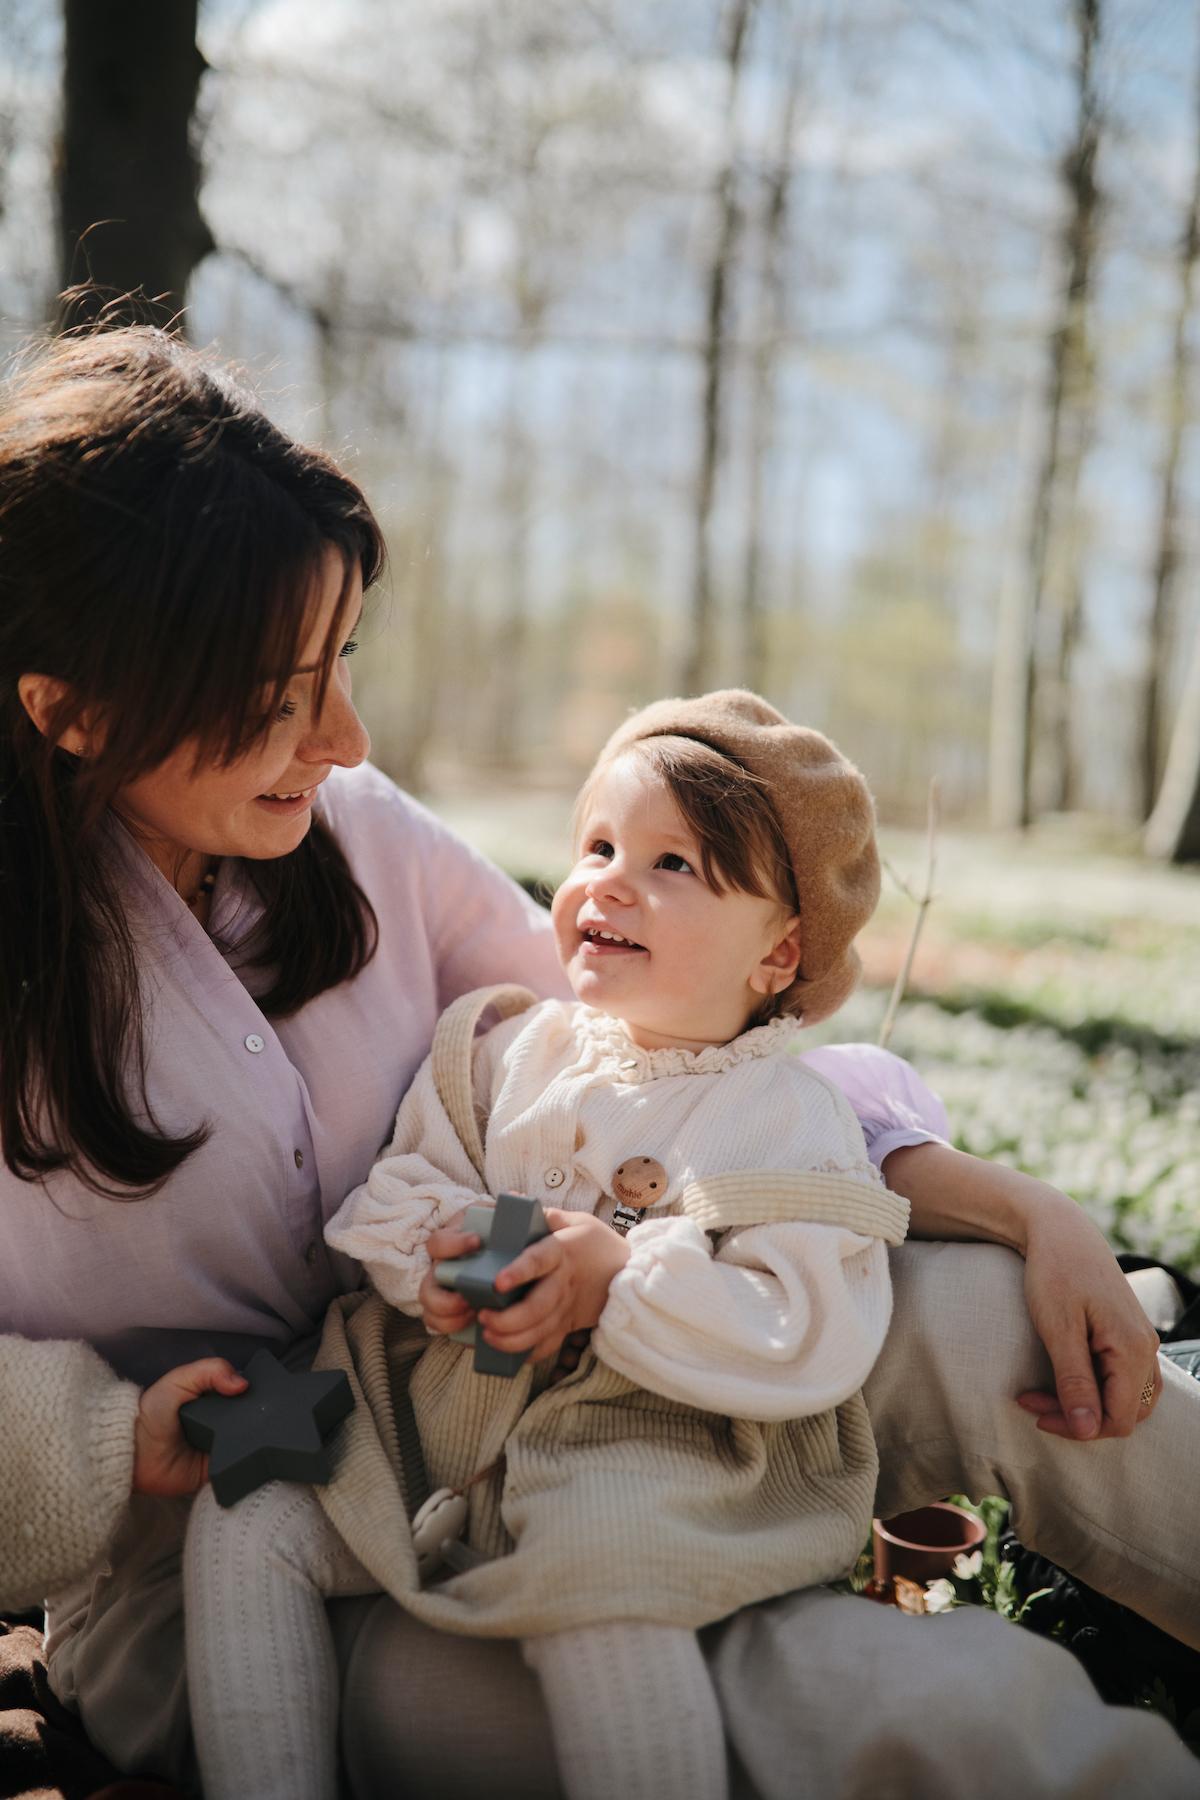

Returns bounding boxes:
[0,1335,140,1611]
[315,986,909,1638]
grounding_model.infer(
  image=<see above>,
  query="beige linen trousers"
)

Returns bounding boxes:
[45,1240,1200,1796]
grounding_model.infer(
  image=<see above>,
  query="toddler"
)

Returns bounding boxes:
[183,690,909,1800]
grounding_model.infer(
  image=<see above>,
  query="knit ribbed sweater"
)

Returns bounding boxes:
[0,1335,139,1611]
[315,988,909,1638]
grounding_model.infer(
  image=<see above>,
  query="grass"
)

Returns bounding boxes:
[804,984,1200,1277]
[825,831,1200,1276]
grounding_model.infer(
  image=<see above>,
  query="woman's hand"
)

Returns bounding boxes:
[883,1142,1162,1441]
[1016,1194,1162,1440]
[478,1209,631,1365]
[133,1358,249,1497]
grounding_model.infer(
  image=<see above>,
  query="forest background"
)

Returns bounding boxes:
[1,0,1198,1275]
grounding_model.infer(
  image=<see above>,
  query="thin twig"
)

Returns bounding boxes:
[878,778,940,1051]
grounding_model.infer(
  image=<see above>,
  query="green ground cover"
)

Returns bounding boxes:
[806,984,1200,1276]
[840,827,1200,1276]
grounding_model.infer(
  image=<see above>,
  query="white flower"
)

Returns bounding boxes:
[924,1579,958,1614]
[952,1549,983,1580]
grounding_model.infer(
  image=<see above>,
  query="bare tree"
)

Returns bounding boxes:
[1140,29,1200,822]
[739,3,806,693]
[1144,613,1200,861]
[171,0,1191,825]
[1017,0,1104,822]
[682,0,756,696]
[386,444,455,793]
[491,248,548,766]
[989,308,1049,829]
[58,0,212,327]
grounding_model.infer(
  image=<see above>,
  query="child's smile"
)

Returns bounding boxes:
[550,753,800,1053]
[578,925,647,955]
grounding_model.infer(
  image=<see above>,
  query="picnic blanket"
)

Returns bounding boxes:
[0,1615,183,1799]
[0,1615,113,1799]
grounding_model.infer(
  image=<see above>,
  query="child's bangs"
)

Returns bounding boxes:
[587,735,798,911]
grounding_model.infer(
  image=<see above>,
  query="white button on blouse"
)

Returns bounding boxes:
[244,1033,265,1054]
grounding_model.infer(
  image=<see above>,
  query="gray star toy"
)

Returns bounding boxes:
[179,1349,354,1507]
[436,1192,550,1377]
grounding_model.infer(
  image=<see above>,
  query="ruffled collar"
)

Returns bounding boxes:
[572,1007,805,1079]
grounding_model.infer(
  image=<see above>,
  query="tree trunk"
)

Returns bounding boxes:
[989,364,1043,829]
[1140,32,1200,820]
[681,0,755,697]
[1018,0,1102,822]
[740,5,802,694]
[492,338,535,766]
[990,241,1056,830]
[393,347,452,794]
[57,0,213,330]
[1144,615,1200,861]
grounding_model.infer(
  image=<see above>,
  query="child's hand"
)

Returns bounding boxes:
[133,1358,249,1497]
[477,1209,630,1365]
[418,1217,484,1337]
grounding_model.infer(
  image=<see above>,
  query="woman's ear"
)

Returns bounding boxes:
[749,916,802,999]
[17,673,100,757]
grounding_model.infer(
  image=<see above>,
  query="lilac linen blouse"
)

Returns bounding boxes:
[0,763,947,1384]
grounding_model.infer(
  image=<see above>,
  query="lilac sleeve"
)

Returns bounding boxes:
[798,1042,951,1170]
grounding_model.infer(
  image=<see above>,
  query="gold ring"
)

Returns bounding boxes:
[1140,1375,1157,1407]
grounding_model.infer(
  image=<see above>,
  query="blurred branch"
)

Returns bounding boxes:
[206,57,459,157]
[878,777,940,1051]
[221,241,892,358]
[224,243,341,332]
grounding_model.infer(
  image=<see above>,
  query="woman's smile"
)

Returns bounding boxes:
[255,781,324,816]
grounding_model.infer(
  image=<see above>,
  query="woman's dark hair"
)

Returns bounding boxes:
[0,325,386,1198]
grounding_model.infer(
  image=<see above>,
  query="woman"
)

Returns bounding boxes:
[0,1340,247,1613]
[0,325,1194,1797]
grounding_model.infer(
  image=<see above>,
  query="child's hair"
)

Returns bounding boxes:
[575,734,802,1023]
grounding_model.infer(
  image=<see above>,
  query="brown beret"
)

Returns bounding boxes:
[598,690,880,1025]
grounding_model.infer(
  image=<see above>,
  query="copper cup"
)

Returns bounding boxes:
[872,1501,987,1586]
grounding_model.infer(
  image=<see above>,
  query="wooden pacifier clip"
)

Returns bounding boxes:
[411,1456,503,1582]
[610,1156,667,1236]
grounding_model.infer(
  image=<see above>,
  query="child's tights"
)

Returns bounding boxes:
[523,1622,727,1800]
[184,1479,728,1800]
[183,1479,379,1800]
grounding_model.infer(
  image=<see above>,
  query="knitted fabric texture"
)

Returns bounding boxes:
[598,689,879,1025]
[0,1335,139,1610]
[314,986,907,1640]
